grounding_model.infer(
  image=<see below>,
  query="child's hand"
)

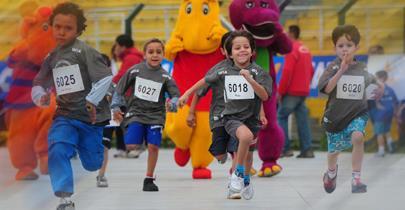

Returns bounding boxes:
[260,113,268,129]
[112,108,124,124]
[86,101,97,124]
[240,69,253,81]
[372,86,384,100]
[186,112,196,128]
[167,97,178,112]
[178,94,189,108]
[340,53,353,73]
[39,93,50,107]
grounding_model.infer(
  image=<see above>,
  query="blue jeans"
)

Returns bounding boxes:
[277,95,313,153]
[48,116,104,197]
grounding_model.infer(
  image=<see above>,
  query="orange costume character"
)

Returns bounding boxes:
[164,0,226,179]
[4,1,56,180]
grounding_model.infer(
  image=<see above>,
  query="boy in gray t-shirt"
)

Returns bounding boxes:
[318,25,383,194]
[178,31,272,200]
[31,3,112,210]
[111,38,180,192]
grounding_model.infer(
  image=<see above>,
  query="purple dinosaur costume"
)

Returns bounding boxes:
[229,0,292,177]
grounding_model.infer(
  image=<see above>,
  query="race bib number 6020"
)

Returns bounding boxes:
[336,75,364,100]
[224,75,254,100]
[52,64,84,96]
[134,77,162,102]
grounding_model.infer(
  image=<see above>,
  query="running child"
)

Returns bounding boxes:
[318,24,383,194]
[368,70,398,156]
[178,30,272,199]
[111,38,180,192]
[31,2,112,210]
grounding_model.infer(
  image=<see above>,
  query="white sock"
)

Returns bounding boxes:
[327,168,337,179]
[60,197,72,203]
[378,146,385,154]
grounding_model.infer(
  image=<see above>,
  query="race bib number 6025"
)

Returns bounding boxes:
[53,64,84,96]
[336,75,364,100]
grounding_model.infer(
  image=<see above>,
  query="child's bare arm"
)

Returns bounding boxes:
[178,78,207,107]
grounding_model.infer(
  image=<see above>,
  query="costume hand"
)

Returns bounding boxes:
[86,101,97,124]
[274,22,284,35]
[165,35,184,60]
[208,24,226,41]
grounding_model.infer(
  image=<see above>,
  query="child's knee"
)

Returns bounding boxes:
[236,127,253,144]
[148,144,159,153]
[81,155,103,171]
[352,131,364,144]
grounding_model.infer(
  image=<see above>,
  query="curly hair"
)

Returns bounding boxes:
[50,2,87,35]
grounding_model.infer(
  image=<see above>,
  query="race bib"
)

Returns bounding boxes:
[336,75,364,100]
[224,75,254,100]
[134,77,162,102]
[53,64,84,96]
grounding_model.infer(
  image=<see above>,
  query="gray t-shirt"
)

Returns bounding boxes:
[318,58,376,132]
[114,62,180,126]
[197,59,232,129]
[205,62,272,121]
[33,39,112,124]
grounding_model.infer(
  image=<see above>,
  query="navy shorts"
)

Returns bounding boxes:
[124,122,163,147]
[209,126,238,156]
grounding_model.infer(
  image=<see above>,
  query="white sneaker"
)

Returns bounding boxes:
[229,172,244,193]
[96,176,108,188]
[226,177,241,199]
[57,198,75,210]
[241,184,254,200]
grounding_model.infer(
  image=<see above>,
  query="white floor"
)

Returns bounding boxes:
[0,148,404,210]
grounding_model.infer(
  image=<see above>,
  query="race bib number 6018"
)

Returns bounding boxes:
[52,64,84,96]
[224,75,254,100]
[336,75,364,100]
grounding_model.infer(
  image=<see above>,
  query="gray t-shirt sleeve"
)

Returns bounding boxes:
[205,71,221,85]
[33,55,53,88]
[115,67,136,96]
[164,74,180,98]
[196,85,211,97]
[84,47,112,82]
[318,61,339,94]
[255,68,273,96]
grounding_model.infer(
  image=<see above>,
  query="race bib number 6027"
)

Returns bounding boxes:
[336,75,364,100]
[134,77,162,102]
[52,64,84,96]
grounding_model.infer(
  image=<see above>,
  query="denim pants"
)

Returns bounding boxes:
[277,95,313,152]
[48,116,104,197]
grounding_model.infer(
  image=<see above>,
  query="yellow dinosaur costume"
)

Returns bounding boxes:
[164,0,226,179]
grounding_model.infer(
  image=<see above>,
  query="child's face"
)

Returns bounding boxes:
[230,36,252,67]
[334,35,359,60]
[144,42,164,68]
[52,14,79,47]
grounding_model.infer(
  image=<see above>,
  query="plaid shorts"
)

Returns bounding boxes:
[326,115,368,153]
